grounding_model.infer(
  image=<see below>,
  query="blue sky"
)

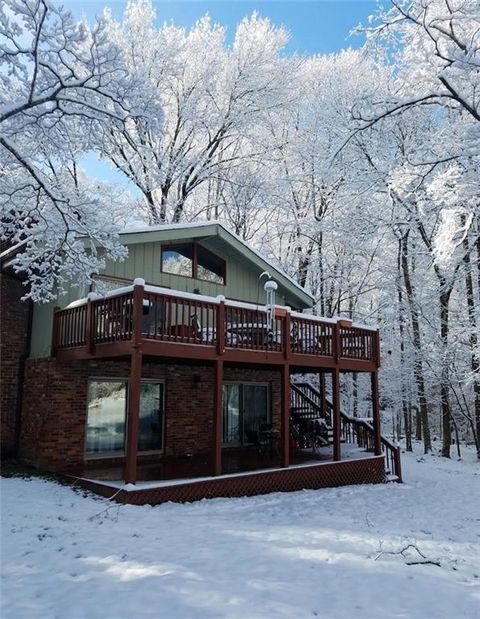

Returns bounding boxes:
[66,0,379,188]
[65,0,378,55]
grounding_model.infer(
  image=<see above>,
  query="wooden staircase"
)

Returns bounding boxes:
[291,381,402,482]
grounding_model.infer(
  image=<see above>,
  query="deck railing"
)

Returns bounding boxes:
[291,316,334,356]
[142,289,219,346]
[93,292,135,344]
[52,284,379,365]
[53,303,88,349]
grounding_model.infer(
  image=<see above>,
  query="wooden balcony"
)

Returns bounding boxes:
[52,281,380,372]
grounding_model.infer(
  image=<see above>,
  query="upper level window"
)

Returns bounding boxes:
[161,243,226,285]
[161,245,194,278]
[197,245,225,284]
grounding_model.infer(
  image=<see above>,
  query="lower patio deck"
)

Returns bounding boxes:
[66,446,387,505]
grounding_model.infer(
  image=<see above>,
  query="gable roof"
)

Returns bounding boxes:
[118,221,314,309]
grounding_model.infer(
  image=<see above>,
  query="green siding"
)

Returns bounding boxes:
[30,301,56,358]
[100,239,295,305]
[29,227,311,358]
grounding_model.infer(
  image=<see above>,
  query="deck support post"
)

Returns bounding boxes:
[124,278,145,485]
[281,363,290,467]
[332,368,341,461]
[124,347,142,484]
[213,359,224,476]
[371,370,382,456]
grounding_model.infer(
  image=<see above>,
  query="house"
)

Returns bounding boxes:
[0,222,401,504]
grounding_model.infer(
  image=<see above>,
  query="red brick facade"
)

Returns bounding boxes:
[19,357,281,472]
[1,274,32,456]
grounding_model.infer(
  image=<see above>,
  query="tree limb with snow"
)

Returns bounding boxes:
[0,0,154,300]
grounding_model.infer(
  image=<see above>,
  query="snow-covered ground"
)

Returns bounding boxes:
[1,446,479,619]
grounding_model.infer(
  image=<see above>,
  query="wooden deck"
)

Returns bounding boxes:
[68,446,341,483]
[68,454,387,505]
[51,281,390,487]
[52,282,379,372]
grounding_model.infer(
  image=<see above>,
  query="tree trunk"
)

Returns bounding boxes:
[400,232,431,453]
[397,238,413,451]
[145,190,160,224]
[438,285,453,457]
[318,231,326,316]
[462,215,480,458]
[352,372,358,418]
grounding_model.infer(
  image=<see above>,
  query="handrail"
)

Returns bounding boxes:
[52,287,380,367]
[291,383,330,422]
[334,401,401,482]
[291,382,402,482]
[293,382,323,409]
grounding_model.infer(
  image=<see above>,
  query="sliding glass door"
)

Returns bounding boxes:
[222,383,270,446]
[138,382,164,451]
[223,384,241,444]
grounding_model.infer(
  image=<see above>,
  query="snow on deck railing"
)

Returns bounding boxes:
[290,310,377,332]
[63,281,377,331]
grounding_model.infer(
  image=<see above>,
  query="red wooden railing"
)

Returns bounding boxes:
[291,317,334,356]
[141,289,218,346]
[52,286,379,366]
[53,303,88,349]
[92,292,135,344]
[339,326,376,361]
[224,305,283,352]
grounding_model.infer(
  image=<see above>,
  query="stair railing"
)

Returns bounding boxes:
[292,381,402,482]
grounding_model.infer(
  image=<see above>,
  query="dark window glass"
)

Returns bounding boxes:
[223,384,241,444]
[138,382,164,451]
[222,383,270,446]
[162,245,194,277]
[243,385,269,441]
[197,245,226,284]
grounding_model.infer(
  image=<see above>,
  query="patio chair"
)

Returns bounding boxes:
[190,313,202,339]
[190,313,216,343]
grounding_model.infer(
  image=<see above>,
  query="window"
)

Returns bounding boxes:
[196,245,225,284]
[161,244,194,277]
[86,380,164,456]
[161,243,226,285]
[222,383,270,446]
[138,382,164,451]
[86,381,127,455]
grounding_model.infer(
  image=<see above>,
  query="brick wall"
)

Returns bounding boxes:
[0,274,31,456]
[19,358,282,472]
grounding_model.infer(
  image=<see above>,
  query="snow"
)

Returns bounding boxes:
[64,282,377,336]
[1,446,479,619]
[290,310,378,332]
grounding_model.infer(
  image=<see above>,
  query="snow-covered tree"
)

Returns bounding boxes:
[0,0,155,300]
[102,1,295,224]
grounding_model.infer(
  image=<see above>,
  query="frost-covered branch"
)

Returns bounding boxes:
[0,0,145,300]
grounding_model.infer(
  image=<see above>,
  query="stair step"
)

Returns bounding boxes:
[386,474,400,482]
